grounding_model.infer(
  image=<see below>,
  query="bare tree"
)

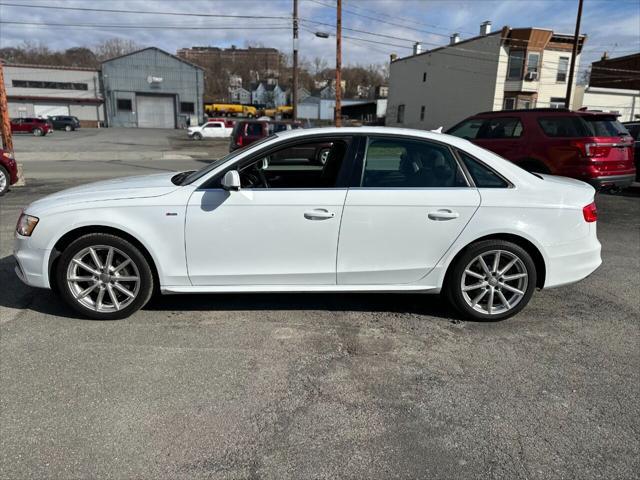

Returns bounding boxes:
[93,38,141,62]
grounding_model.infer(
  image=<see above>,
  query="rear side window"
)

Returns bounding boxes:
[476,117,523,139]
[582,116,629,137]
[448,119,484,139]
[268,123,289,134]
[362,137,468,188]
[458,151,509,188]
[537,116,591,137]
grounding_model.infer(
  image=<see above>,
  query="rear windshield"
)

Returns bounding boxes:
[582,116,629,137]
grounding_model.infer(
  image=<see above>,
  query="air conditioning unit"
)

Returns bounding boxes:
[525,71,538,81]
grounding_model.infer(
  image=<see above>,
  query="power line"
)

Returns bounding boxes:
[0,2,290,19]
[0,21,291,31]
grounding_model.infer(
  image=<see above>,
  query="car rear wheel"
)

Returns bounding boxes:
[0,166,9,196]
[65,125,72,132]
[32,128,43,137]
[445,240,536,321]
[56,233,154,320]
[192,132,203,140]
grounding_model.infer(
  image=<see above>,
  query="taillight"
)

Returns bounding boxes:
[583,202,597,222]
[236,136,243,146]
[584,143,611,158]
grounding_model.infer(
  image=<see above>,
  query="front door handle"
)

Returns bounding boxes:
[428,209,460,221]
[304,208,335,220]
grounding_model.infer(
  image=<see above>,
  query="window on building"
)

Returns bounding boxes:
[117,99,132,111]
[517,99,533,109]
[420,105,426,121]
[507,50,525,80]
[549,97,565,109]
[503,97,516,110]
[526,52,540,76]
[362,137,468,188]
[180,102,195,114]
[557,57,569,82]
[12,80,88,90]
[422,72,427,82]
[457,151,509,188]
[396,104,405,124]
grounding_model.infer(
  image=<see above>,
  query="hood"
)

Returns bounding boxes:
[27,172,181,214]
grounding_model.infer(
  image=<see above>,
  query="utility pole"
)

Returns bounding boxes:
[335,0,342,127]
[565,0,584,109]
[0,63,14,155]
[292,0,299,121]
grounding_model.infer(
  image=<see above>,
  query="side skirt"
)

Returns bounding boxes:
[161,284,440,295]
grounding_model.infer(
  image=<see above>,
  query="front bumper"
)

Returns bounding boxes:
[14,234,50,289]
[586,174,635,190]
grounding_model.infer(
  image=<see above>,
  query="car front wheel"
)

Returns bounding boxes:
[65,125,72,132]
[0,165,9,196]
[192,132,203,140]
[445,240,536,321]
[56,233,154,320]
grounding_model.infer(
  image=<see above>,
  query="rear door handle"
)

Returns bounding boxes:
[428,209,460,221]
[304,208,335,220]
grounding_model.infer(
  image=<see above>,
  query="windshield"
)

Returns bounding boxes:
[179,136,274,185]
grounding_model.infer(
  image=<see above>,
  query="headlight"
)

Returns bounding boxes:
[16,213,39,237]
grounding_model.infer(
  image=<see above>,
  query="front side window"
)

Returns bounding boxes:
[458,151,509,188]
[239,138,350,189]
[205,123,221,128]
[507,50,525,80]
[361,137,467,188]
[396,104,405,124]
[557,57,569,82]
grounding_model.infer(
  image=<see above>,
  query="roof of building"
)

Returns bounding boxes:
[0,62,100,72]
[102,47,203,70]
[393,26,586,64]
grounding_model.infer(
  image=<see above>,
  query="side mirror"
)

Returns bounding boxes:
[221,170,241,191]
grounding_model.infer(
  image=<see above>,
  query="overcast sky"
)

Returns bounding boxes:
[1,0,638,73]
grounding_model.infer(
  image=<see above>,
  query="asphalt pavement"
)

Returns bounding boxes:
[0,129,638,479]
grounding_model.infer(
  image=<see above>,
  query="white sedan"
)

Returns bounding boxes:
[187,120,232,140]
[14,127,601,321]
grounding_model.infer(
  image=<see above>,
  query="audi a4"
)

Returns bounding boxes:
[14,127,602,321]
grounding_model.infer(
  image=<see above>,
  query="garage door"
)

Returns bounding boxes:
[34,104,69,117]
[136,95,175,129]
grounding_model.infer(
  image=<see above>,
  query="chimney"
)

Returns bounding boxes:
[390,53,398,62]
[413,42,423,55]
[601,51,609,61]
[480,21,492,36]
[450,33,460,45]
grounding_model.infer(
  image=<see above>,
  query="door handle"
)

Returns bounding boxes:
[428,209,460,221]
[304,208,335,220]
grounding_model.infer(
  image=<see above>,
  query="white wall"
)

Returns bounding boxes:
[574,86,640,122]
[386,34,503,130]
[536,50,581,107]
[4,65,101,99]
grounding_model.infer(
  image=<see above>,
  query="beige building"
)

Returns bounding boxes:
[386,23,585,130]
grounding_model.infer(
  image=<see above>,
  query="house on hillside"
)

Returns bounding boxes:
[386,22,587,130]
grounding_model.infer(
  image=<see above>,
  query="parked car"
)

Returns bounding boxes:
[622,121,640,181]
[187,120,233,140]
[14,127,601,321]
[10,117,51,136]
[0,148,19,196]
[48,115,80,131]
[447,109,635,190]
[229,120,303,151]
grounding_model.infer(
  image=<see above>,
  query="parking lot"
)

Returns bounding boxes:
[1,129,639,479]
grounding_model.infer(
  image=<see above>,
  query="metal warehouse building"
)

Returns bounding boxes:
[3,64,104,127]
[102,47,204,129]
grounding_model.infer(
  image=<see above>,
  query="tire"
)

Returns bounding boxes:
[0,165,9,196]
[32,128,43,137]
[445,240,537,321]
[56,233,154,320]
[193,132,203,140]
[65,125,72,132]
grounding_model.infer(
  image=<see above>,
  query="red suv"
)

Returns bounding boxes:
[10,117,52,136]
[0,148,19,196]
[447,109,635,190]
[229,120,302,152]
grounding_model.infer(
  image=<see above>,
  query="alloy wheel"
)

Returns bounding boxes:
[460,249,529,315]
[66,245,140,312]
[0,169,7,193]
